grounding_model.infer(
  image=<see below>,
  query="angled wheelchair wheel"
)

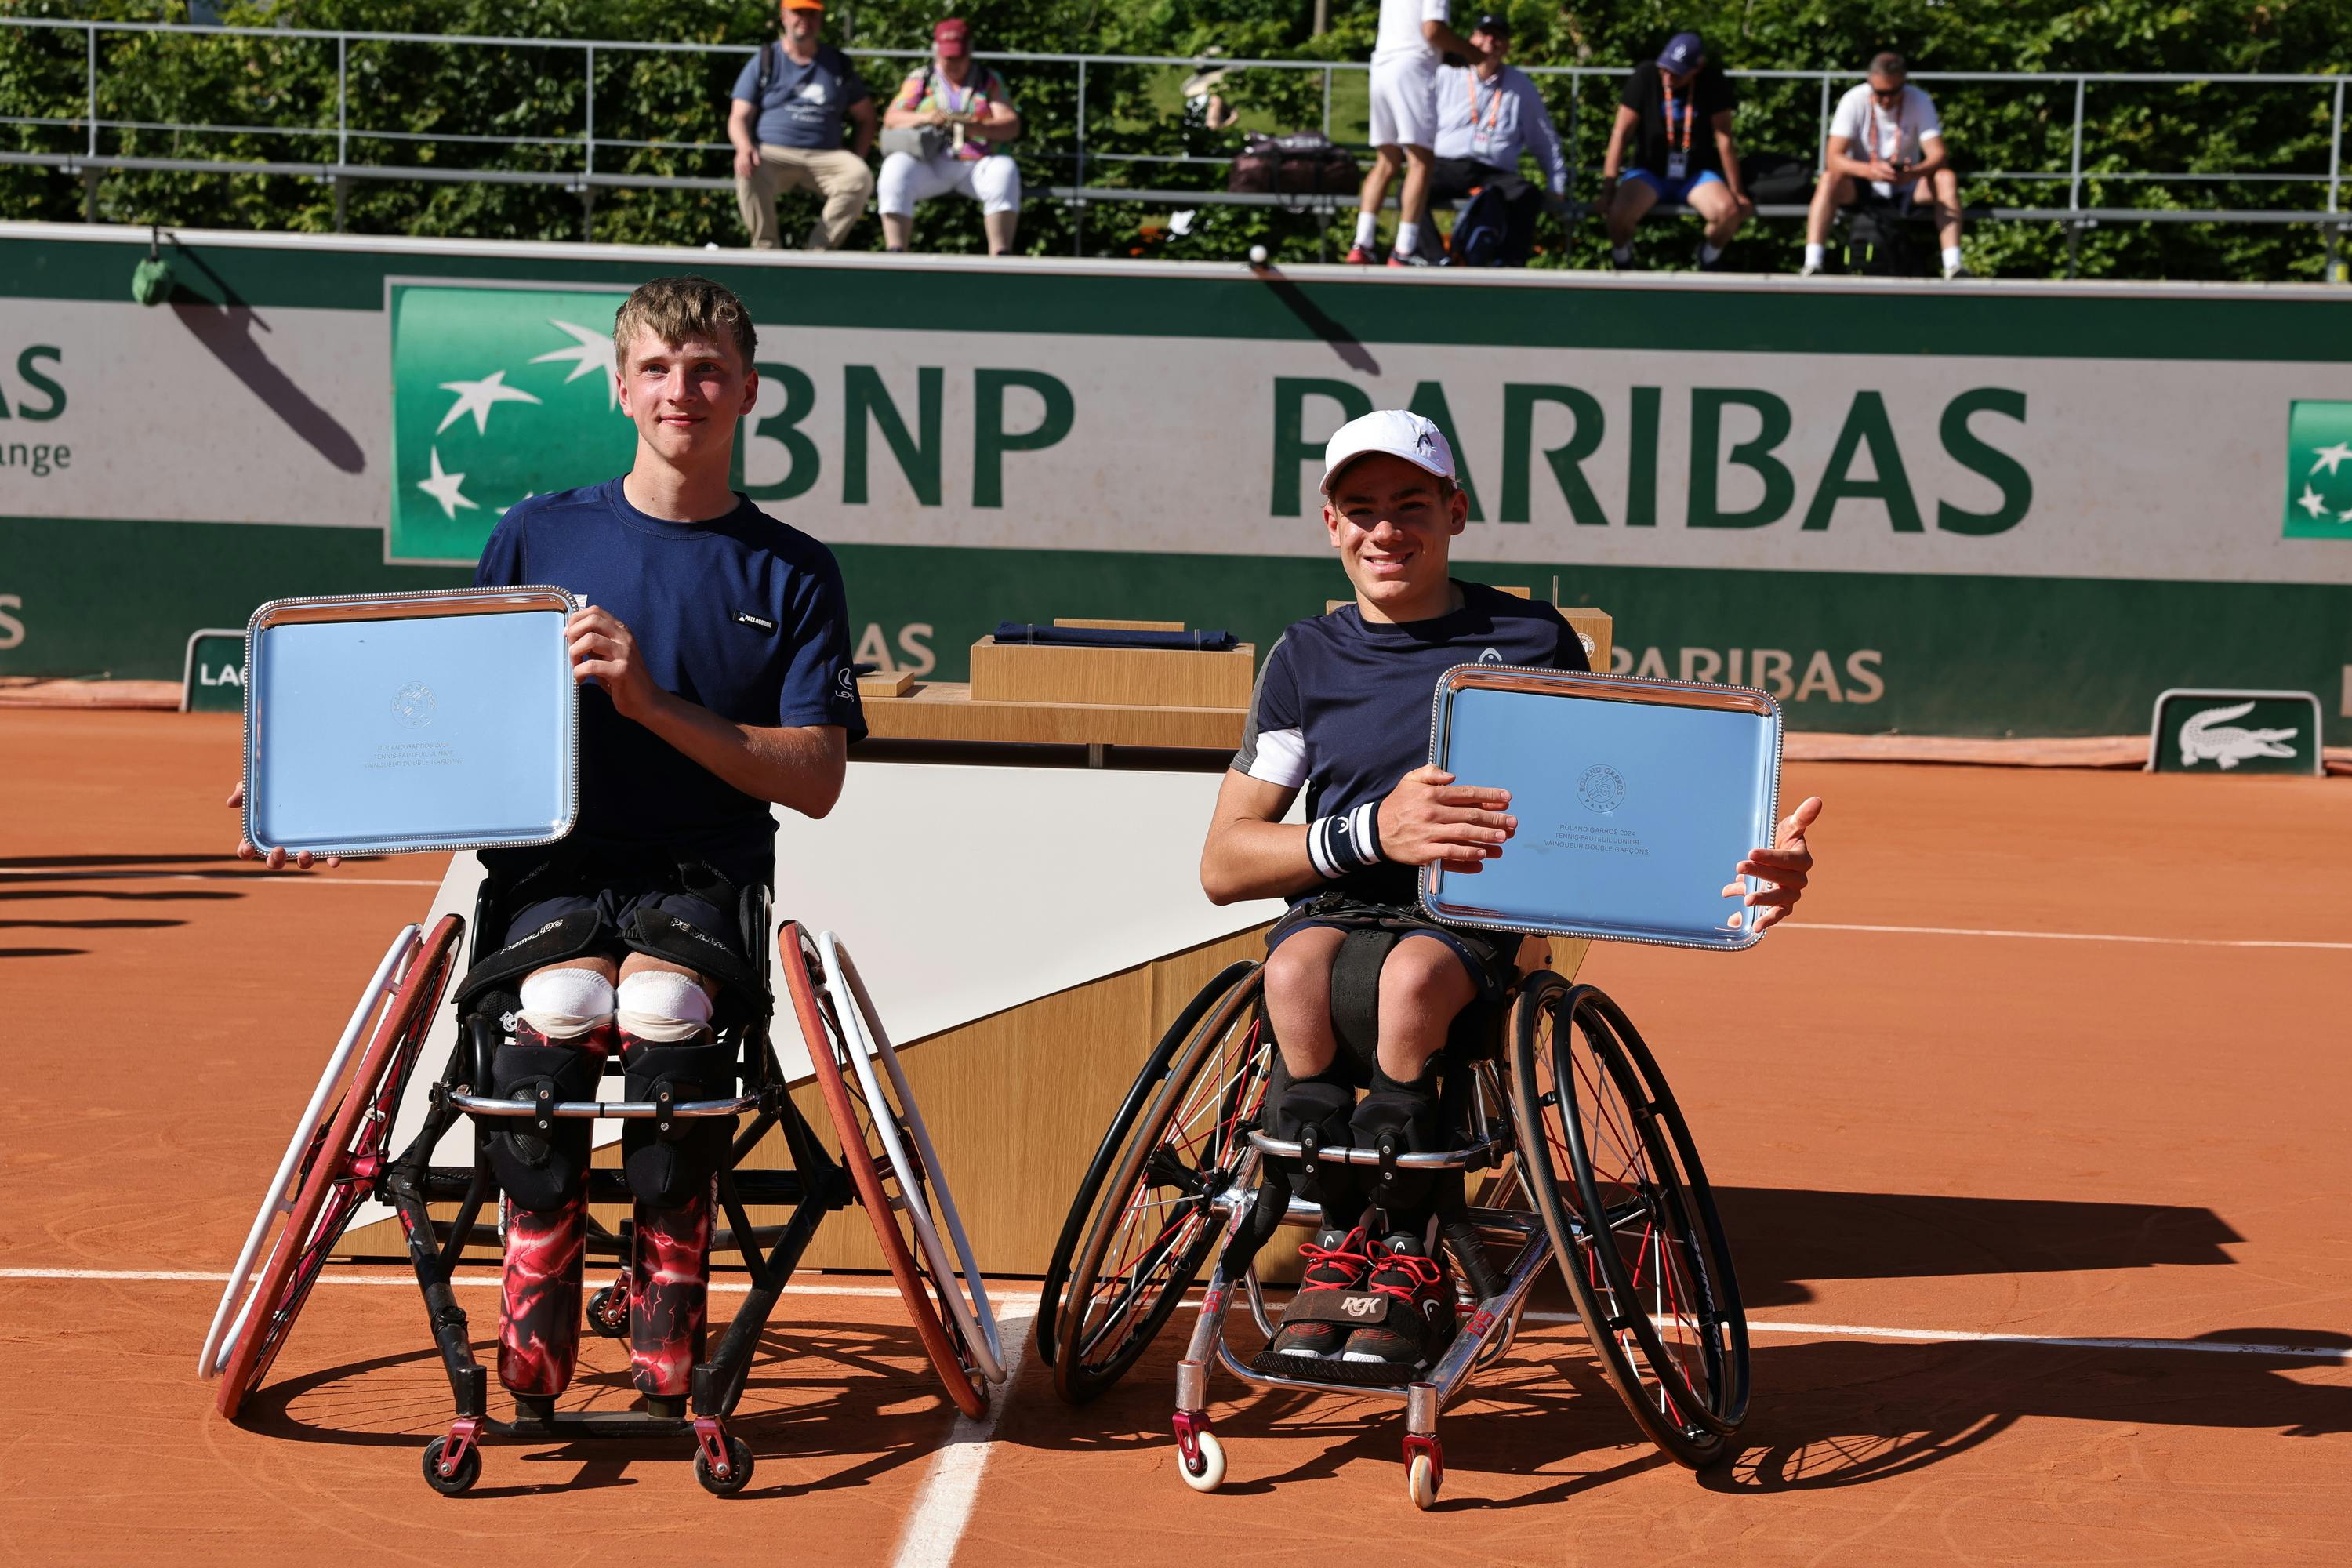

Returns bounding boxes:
[1053,963,1273,1406]
[1036,959,1254,1367]
[1511,974,1748,1468]
[211,913,465,1420]
[781,922,989,1421]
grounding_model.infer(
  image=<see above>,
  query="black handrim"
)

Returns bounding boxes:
[1053,966,1270,1404]
[1036,960,1253,1367]
[1511,975,1745,1467]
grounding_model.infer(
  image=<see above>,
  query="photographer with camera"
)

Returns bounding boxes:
[1802,52,1964,279]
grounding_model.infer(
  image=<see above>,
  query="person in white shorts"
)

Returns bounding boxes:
[877,18,1024,256]
[1802,51,1965,279]
[1352,0,1490,267]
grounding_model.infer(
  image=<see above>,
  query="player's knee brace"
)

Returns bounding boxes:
[488,967,614,1213]
[1352,1065,1442,1214]
[615,971,735,1208]
[1269,1066,1362,1213]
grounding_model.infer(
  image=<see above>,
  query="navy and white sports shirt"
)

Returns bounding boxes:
[1232,580,1592,906]
[475,477,866,884]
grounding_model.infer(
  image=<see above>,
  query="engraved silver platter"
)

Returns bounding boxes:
[242,586,579,858]
[1421,666,1783,950]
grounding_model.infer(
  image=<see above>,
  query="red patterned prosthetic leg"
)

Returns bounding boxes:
[628,1190,713,1398]
[492,1019,613,1396]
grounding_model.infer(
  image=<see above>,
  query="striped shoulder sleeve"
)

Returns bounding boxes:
[1231,632,1307,787]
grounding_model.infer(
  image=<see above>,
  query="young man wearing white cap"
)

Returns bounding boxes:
[1351,0,1490,266]
[1200,409,1823,1375]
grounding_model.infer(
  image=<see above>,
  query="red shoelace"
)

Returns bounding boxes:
[1297,1229,1370,1290]
[1365,1242,1443,1305]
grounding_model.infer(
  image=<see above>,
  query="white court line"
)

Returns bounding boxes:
[8,1268,2339,1362]
[889,1313,1033,1568]
[1785,921,2350,952]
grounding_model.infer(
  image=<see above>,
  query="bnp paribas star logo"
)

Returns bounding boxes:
[2282,400,2352,542]
[387,284,638,563]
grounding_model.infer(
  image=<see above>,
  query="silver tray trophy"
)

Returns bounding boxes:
[241,586,580,858]
[1421,666,1783,950]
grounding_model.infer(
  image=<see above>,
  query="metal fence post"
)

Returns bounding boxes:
[2067,76,2087,278]
[2328,78,2345,282]
[1073,59,1087,256]
[1816,74,1831,172]
[336,35,348,169]
[85,24,97,157]
[1323,65,1334,139]
[585,44,597,179]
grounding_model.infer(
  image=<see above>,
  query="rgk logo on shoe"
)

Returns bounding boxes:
[1340,1294,1383,1319]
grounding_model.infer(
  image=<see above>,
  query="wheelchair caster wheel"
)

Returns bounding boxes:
[1173,1414,1225,1493]
[1403,1435,1443,1510]
[421,1435,481,1496]
[585,1285,629,1340]
[694,1435,754,1497]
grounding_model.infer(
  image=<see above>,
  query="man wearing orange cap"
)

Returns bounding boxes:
[877,18,1024,255]
[729,0,877,252]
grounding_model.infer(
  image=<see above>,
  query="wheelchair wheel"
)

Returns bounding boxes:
[781,922,989,1420]
[1052,963,1273,1405]
[212,913,465,1420]
[1036,959,1253,1367]
[1510,975,1748,1468]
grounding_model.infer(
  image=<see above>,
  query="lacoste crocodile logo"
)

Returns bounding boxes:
[2179,702,2299,769]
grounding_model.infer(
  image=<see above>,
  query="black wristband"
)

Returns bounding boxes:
[1307,801,1382,880]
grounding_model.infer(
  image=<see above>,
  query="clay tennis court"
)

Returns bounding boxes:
[5,706,2347,1564]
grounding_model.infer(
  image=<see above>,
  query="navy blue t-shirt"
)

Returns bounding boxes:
[731,42,870,151]
[1232,581,1592,906]
[474,477,866,885]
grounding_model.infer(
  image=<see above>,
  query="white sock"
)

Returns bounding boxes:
[1804,243,1825,268]
[1352,212,1377,249]
[1396,220,1421,256]
[1942,245,1964,271]
[1611,244,1633,263]
[1700,241,1724,264]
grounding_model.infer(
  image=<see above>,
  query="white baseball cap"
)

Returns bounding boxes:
[1321,408,1456,495]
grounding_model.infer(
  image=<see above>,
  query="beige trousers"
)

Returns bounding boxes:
[736,144,875,250]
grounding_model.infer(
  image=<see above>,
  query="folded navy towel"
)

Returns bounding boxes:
[991,622,1237,652]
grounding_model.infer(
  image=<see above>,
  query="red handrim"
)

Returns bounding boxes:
[212,913,463,1421]
[780,922,988,1421]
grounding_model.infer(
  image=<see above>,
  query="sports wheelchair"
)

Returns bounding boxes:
[198,879,1004,1496]
[1037,941,1748,1509]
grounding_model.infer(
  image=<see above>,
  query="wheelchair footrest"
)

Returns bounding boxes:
[1246,1348,1433,1389]
[1247,1129,1504,1172]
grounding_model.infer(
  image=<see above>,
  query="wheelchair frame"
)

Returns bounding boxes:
[201,878,1000,1497]
[1041,958,1749,1509]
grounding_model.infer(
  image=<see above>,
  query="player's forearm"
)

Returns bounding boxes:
[640,691,848,818]
[1200,818,1323,906]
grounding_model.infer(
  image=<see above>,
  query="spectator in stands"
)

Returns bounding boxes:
[1351,0,1492,267]
[878,18,1023,256]
[729,0,877,252]
[1170,54,1243,241]
[1599,31,1753,271]
[1802,52,1965,278]
[1430,15,1566,266]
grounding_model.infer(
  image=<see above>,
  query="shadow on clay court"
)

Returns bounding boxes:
[1708,1328,2352,1492]
[234,1318,967,1499]
[0,946,87,958]
[1717,1186,2243,1308]
[0,918,186,931]
[0,854,244,869]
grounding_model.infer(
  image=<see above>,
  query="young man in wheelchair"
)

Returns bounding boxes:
[242,274,865,1418]
[1201,408,1822,1377]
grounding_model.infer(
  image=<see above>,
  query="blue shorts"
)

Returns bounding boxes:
[1623,167,1724,205]
[1265,893,1515,1006]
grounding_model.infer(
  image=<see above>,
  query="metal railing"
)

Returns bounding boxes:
[2,15,2346,272]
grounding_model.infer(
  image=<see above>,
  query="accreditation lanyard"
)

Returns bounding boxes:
[1661,74,1695,180]
[1466,70,1505,159]
[1867,91,1905,165]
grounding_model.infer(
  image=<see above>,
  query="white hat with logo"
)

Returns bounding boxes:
[1320,408,1456,494]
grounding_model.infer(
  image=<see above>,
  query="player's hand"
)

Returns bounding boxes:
[1724,796,1822,932]
[568,605,660,721]
[1378,764,1515,876]
[733,144,760,180]
[226,781,340,871]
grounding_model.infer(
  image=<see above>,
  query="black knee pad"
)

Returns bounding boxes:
[488,1040,605,1213]
[1352,1068,1442,1214]
[1268,1070,1361,1212]
[620,1036,738,1207]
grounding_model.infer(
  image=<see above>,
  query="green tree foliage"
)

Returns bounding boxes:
[1,0,2345,278]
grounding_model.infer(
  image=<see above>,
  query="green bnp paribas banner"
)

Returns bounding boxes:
[389,285,637,561]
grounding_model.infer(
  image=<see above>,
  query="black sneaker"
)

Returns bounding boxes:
[1340,1229,1454,1370]
[1265,1226,1372,1359]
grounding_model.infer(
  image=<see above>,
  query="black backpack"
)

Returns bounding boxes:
[1448,183,1511,267]
[1738,151,1813,204]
